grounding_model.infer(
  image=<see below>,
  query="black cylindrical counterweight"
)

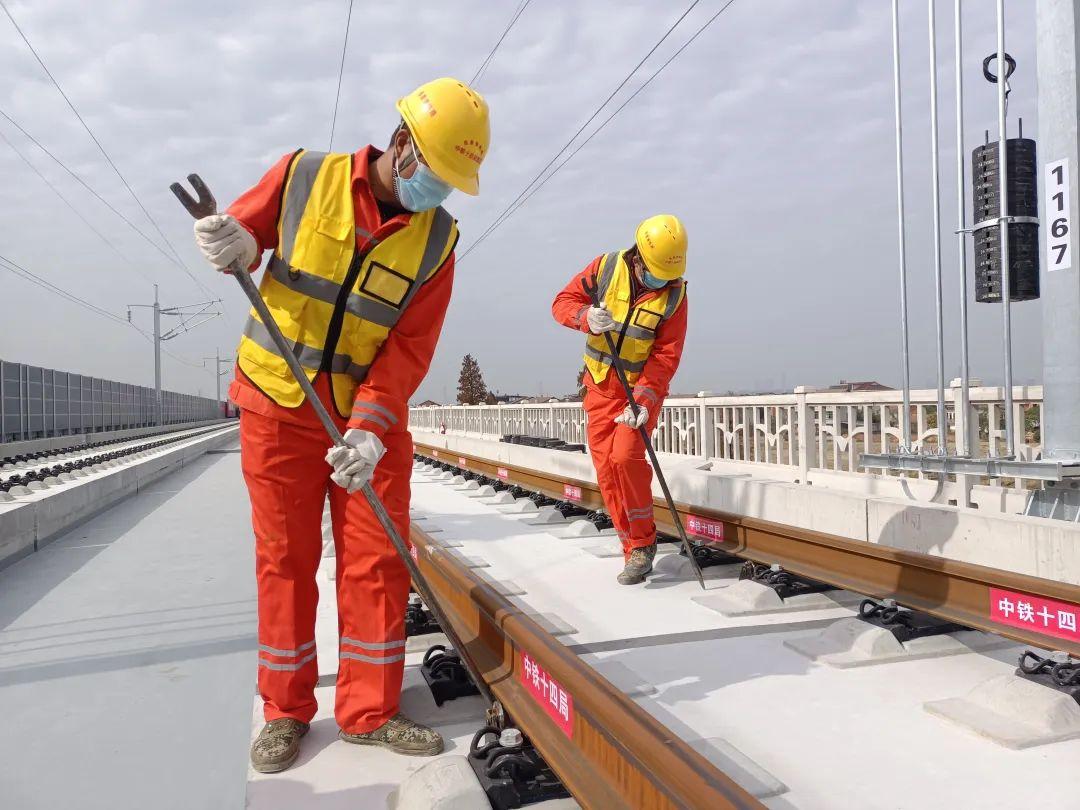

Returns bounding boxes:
[971,137,1040,302]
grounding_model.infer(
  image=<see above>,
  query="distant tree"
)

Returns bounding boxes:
[575,368,587,398]
[457,354,488,405]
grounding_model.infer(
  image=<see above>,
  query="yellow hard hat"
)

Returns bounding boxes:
[635,214,687,281]
[396,77,490,196]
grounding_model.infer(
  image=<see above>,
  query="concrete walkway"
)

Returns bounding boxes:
[0,441,257,809]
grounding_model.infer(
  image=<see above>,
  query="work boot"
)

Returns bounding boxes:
[340,712,444,756]
[617,544,657,585]
[250,718,309,774]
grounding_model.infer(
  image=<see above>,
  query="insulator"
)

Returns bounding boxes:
[971,138,1040,302]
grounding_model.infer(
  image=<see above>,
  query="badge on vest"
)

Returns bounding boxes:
[360,261,413,308]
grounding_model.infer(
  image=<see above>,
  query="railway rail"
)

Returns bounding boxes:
[405,443,1080,807]
[414,441,1080,660]
[409,505,763,810]
[0,423,235,495]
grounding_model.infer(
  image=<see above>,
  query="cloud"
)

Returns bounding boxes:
[0,0,1044,407]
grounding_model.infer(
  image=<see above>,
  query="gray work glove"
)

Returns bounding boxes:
[325,429,386,494]
[614,403,648,428]
[193,214,258,271]
[586,302,616,334]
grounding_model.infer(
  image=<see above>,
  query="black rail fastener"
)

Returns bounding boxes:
[680,541,742,568]
[553,501,589,519]
[584,509,615,530]
[857,599,969,643]
[528,491,557,507]
[405,597,441,638]
[420,645,481,706]
[1016,650,1080,705]
[468,726,571,810]
[739,561,837,601]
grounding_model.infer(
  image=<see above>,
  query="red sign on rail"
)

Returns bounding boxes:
[685,514,725,542]
[432,450,440,458]
[521,651,574,738]
[990,588,1080,644]
[497,467,509,480]
[458,456,468,467]
[563,484,582,502]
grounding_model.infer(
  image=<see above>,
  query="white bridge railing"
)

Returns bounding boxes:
[410,383,1045,507]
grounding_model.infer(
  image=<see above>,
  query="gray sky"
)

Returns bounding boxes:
[0,0,1042,404]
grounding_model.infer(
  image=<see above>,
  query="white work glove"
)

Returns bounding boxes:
[614,403,648,429]
[193,214,258,272]
[586,303,616,334]
[325,429,386,494]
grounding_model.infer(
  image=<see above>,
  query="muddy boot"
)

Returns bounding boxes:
[340,712,444,756]
[250,718,309,774]
[617,544,657,585]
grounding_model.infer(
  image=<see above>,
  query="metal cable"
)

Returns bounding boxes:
[0,253,206,368]
[0,252,127,324]
[470,0,531,86]
[0,126,146,280]
[328,0,355,151]
[0,106,195,284]
[0,0,214,298]
[460,0,736,260]
[459,0,705,261]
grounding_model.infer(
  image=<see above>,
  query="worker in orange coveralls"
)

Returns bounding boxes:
[190,78,490,773]
[552,215,688,586]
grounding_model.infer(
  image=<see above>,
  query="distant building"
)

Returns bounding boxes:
[415,399,441,407]
[827,380,893,393]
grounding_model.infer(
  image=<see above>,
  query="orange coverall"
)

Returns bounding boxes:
[552,257,688,557]
[227,145,454,734]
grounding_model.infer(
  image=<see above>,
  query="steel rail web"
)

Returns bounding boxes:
[414,442,1080,658]
[410,522,763,810]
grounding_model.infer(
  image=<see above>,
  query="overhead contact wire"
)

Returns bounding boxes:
[0,0,215,298]
[459,0,705,261]
[461,0,737,259]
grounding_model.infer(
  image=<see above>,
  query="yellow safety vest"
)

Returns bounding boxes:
[237,149,458,417]
[583,251,686,386]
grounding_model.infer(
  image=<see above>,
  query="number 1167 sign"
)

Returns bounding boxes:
[1045,159,1073,272]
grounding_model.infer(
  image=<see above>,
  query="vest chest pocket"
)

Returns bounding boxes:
[291,216,354,281]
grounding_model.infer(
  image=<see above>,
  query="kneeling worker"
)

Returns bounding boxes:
[192,78,489,772]
[551,215,689,585]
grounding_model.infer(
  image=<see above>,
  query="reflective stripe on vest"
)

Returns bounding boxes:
[595,251,620,299]
[279,150,328,265]
[583,344,647,374]
[582,250,684,386]
[243,318,370,381]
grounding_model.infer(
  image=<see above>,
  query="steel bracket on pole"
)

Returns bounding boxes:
[860,451,1080,481]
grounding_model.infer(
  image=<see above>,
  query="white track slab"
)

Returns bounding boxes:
[411,467,1080,809]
